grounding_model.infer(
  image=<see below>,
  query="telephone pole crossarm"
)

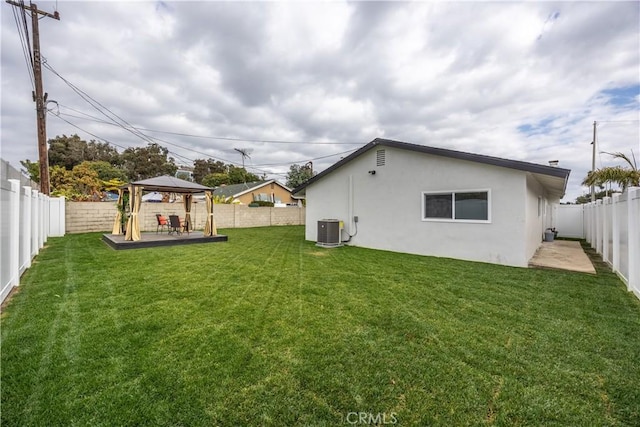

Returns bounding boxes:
[6,0,60,19]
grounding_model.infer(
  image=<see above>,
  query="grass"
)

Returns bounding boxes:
[2,226,639,426]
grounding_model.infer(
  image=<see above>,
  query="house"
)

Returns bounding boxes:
[293,138,571,267]
[213,180,299,205]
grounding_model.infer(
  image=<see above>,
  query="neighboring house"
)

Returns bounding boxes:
[293,138,571,267]
[213,180,298,205]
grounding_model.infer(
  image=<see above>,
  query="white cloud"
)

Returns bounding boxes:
[1,1,638,201]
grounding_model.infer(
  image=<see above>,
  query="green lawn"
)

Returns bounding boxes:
[2,226,639,426]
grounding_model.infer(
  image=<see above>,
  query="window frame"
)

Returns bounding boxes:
[421,189,492,223]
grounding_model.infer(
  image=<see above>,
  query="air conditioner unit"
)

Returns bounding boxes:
[317,219,343,247]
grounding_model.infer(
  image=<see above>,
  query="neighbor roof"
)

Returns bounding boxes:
[125,175,212,194]
[212,180,294,199]
[212,181,267,198]
[293,138,571,198]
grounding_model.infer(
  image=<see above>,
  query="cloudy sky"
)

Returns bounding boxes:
[1,1,638,201]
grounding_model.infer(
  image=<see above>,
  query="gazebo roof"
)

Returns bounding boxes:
[125,175,212,194]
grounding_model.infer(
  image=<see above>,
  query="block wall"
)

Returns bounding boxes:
[65,202,305,233]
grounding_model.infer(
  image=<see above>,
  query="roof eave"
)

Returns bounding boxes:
[293,138,571,193]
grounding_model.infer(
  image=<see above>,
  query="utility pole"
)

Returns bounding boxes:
[591,120,597,202]
[6,1,60,195]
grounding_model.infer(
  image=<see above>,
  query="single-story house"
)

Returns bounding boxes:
[293,138,571,267]
[213,180,299,205]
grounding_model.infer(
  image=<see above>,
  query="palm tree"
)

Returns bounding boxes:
[582,151,640,192]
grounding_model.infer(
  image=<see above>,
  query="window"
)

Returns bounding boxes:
[376,149,386,166]
[422,190,490,222]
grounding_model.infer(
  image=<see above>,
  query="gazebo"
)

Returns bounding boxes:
[112,175,218,242]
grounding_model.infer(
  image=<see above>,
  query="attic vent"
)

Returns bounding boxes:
[376,149,386,166]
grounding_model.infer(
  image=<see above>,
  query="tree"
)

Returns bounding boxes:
[50,161,105,201]
[227,165,259,184]
[201,167,261,187]
[102,178,127,192]
[202,173,230,188]
[49,165,74,197]
[87,161,128,182]
[84,140,121,165]
[20,159,40,183]
[582,151,640,192]
[574,190,614,204]
[286,163,313,188]
[48,134,119,169]
[120,143,177,181]
[212,195,234,204]
[23,135,124,183]
[176,170,193,181]
[70,162,104,200]
[193,159,227,183]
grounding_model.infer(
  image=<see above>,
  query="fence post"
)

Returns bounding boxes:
[595,200,603,254]
[628,187,639,296]
[584,203,592,244]
[590,202,596,249]
[32,190,40,257]
[9,179,20,287]
[44,194,49,243]
[602,197,610,264]
[22,186,33,270]
[38,193,45,249]
[612,193,620,274]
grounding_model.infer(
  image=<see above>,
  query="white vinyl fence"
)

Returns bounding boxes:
[559,187,639,299]
[1,160,65,304]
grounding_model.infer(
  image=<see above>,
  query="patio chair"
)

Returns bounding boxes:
[168,215,182,235]
[156,214,169,233]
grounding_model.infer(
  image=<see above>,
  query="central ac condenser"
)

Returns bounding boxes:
[317,219,343,247]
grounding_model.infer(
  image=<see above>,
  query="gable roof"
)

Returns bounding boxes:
[212,180,293,199]
[127,175,212,193]
[293,138,571,198]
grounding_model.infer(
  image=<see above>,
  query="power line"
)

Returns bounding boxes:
[6,0,60,195]
[251,149,358,167]
[43,60,158,147]
[10,2,35,90]
[52,107,359,168]
[44,67,357,172]
[49,110,357,178]
[139,128,365,145]
[55,103,362,146]
[48,112,130,152]
[41,61,361,174]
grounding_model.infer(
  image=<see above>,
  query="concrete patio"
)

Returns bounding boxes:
[529,240,596,274]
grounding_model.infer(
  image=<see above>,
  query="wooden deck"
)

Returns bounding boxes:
[102,231,228,250]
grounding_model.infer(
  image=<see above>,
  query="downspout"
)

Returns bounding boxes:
[343,174,358,243]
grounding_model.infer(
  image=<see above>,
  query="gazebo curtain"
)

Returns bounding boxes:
[125,185,142,241]
[204,190,217,236]
[183,194,192,232]
[111,188,124,235]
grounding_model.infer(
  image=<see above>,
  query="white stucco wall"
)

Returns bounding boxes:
[306,146,540,267]
[524,174,546,262]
